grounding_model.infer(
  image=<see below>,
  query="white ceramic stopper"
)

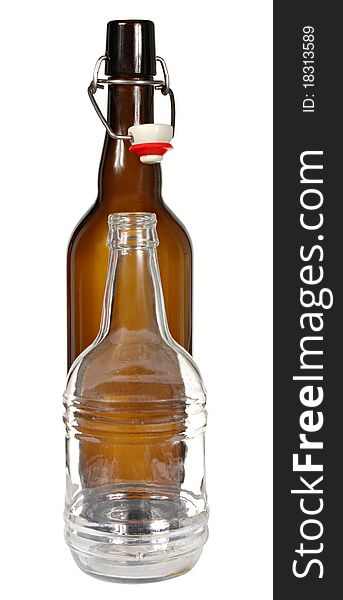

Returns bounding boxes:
[128,124,173,164]
[140,155,164,164]
[128,124,173,144]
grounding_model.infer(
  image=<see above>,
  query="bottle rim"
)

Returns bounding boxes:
[107,212,158,249]
[108,212,157,228]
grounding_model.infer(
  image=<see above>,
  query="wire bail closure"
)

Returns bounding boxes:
[88,55,176,141]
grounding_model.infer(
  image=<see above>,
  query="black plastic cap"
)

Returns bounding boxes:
[105,20,156,77]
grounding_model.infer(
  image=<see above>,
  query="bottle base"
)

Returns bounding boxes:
[69,545,204,583]
[65,485,209,583]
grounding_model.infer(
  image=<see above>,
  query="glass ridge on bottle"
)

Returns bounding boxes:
[64,213,208,582]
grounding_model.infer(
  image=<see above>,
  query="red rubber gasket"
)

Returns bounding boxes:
[129,142,173,158]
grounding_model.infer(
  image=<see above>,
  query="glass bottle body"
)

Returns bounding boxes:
[64,214,208,582]
[67,84,192,368]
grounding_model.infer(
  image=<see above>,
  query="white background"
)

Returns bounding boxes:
[0,1,272,598]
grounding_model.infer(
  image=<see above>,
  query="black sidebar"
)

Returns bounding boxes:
[274,1,343,598]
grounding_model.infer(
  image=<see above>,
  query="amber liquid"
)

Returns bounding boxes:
[67,83,192,369]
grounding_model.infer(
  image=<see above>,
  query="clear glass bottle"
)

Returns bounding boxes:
[64,213,208,582]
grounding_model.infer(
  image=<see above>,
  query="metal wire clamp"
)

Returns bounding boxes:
[88,55,176,141]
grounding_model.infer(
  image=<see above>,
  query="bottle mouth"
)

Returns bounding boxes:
[107,212,159,249]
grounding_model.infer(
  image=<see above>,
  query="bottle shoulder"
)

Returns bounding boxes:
[154,202,193,254]
[158,201,192,240]
[66,330,205,404]
[68,198,192,256]
[67,200,99,253]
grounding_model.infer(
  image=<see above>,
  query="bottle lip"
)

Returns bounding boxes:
[107,212,158,249]
[108,212,157,228]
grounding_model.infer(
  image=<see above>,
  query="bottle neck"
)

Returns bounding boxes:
[100,245,168,339]
[98,83,162,204]
[98,214,168,338]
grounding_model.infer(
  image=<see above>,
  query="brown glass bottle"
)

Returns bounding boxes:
[67,21,192,368]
